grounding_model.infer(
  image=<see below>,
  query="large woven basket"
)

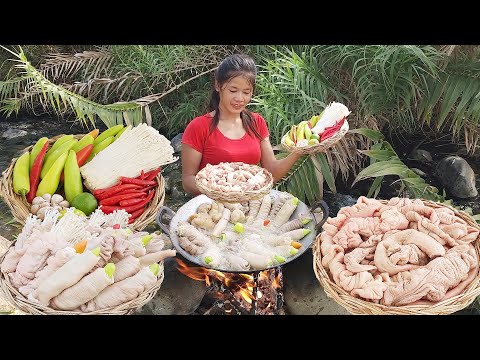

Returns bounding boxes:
[281,119,349,155]
[195,163,273,203]
[0,134,165,231]
[0,234,165,315]
[313,199,480,315]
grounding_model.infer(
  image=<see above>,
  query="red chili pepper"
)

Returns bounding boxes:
[99,192,147,206]
[320,117,345,142]
[144,167,161,181]
[119,197,146,207]
[119,177,156,186]
[263,219,270,226]
[112,224,120,229]
[138,170,145,180]
[100,190,154,214]
[128,207,146,224]
[95,184,143,200]
[26,141,49,203]
[59,144,94,182]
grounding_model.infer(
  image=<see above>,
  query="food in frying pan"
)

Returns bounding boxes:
[175,191,313,271]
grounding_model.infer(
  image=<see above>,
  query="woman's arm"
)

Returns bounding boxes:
[181,144,203,195]
[260,138,303,183]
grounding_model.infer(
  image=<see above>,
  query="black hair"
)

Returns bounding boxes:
[207,53,263,140]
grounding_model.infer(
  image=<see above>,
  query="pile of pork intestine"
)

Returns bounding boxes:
[176,192,312,271]
[320,197,480,306]
[196,162,270,192]
[1,208,176,312]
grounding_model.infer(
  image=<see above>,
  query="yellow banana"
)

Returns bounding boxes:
[284,135,295,146]
[304,123,312,140]
[296,121,308,142]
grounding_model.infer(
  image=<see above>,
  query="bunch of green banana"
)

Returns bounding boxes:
[283,115,322,147]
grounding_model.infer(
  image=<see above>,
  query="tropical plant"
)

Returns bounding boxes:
[351,128,441,200]
[251,46,375,203]
[0,46,147,128]
[0,45,241,130]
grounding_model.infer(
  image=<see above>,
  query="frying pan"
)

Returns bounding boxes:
[156,190,329,273]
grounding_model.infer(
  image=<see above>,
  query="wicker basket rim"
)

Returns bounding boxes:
[313,198,480,315]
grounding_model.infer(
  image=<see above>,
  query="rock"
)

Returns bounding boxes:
[409,149,433,163]
[163,174,172,194]
[170,133,183,153]
[436,156,478,198]
[135,256,207,315]
[322,192,358,217]
[283,249,350,315]
[1,129,28,140]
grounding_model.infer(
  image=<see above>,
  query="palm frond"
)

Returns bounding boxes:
[40,48,114,81]
[418,72,480,153]
[0,46,144,128]
[274,153,323,204]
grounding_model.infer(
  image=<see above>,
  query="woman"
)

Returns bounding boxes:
[181,53,302,195]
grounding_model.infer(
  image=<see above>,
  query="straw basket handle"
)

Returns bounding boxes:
[156,206,175,237]
[309,200,329,233]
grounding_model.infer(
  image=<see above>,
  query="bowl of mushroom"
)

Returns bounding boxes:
[195,162,273,203]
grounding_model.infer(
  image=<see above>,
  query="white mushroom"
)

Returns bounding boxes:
[51,194,64,205]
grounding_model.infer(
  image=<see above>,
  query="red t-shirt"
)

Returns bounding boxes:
[182,112,269,170]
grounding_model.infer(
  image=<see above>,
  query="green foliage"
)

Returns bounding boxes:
[252,46,342,145]
[0,46,145,128]
[352,128,441,200]
[418,72,480,153]
[156,76,212,137]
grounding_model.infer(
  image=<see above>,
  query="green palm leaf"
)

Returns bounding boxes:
[0,46,145,128]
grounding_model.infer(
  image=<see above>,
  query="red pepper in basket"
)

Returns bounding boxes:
[128,207,147,224]
[95,184,143,200]
[26,141,49,203]
[119,177,156,186]
[138,170,145,180]
[119,197,146,207]
[144,167,161,181]
[99,192,146,206]
[320,117,345,142]
[100,190,155,214]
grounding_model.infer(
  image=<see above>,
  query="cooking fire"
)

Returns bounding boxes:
[176,259,285,315]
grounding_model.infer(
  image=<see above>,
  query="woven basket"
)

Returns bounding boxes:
[281,119,349,155]
[195,163,273,203]
[0,134,165,231]
[313,199,480,315]
[0,235,165,315]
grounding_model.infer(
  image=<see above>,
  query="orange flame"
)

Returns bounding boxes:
[272,273,282,290]
[175,258,213,286]
[239,289,253,304]
[176,259,285,306]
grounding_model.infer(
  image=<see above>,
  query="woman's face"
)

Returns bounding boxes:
[216,75,253,116]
